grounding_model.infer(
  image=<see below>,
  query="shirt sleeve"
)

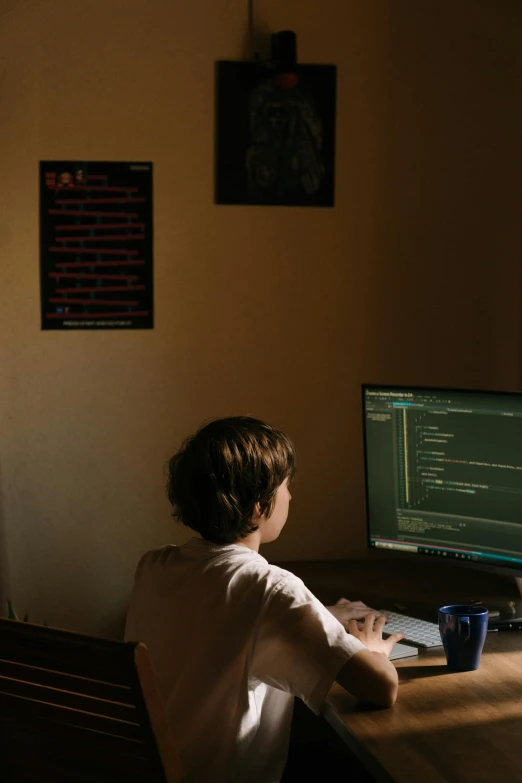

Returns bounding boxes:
[250,573,367,714]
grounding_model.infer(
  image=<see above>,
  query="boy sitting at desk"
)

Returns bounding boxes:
[125,417,403,782]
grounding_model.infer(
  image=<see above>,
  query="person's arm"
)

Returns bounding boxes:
[336,614,403,708]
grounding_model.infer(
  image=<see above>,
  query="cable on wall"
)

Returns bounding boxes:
[248,0,260,60]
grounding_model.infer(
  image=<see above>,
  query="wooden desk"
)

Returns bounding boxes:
[276,557,522,783]
[325,633,522,783]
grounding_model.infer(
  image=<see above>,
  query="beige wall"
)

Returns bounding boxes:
[0,0,520,637]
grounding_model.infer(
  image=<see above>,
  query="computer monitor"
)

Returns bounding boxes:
[362,385,522,599]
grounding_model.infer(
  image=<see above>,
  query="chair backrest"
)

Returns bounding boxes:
[0,617,183,782]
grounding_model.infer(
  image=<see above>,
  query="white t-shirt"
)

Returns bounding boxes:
[124,538,366,783]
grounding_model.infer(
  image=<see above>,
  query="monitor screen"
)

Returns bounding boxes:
[363,385,522,570]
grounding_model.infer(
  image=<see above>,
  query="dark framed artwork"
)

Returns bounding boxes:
[40,161,153,330]
[215,61,336,207]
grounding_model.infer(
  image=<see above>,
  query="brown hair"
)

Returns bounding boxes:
[166,416,296,544]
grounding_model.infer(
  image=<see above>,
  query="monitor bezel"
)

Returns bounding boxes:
[361,383,522,577]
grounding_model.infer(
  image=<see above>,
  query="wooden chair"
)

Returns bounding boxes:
[0,617,183,782]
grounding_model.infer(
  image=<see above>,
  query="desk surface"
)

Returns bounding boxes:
[276,557,522,783]
[325,633,522,783]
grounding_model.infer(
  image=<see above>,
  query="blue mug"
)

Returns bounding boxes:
[438,605,488,671]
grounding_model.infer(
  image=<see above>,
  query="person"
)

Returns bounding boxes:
[124,417,404,782]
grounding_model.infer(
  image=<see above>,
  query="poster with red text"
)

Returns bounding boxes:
[40,161,153,330]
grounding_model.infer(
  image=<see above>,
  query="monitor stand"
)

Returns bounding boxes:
[487,577,522,623]
[509,577,522,620]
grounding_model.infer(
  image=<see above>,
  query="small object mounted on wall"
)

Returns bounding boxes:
[215,25,336,207]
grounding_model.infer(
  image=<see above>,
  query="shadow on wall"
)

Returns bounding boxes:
[41,575,131,641]
[361,1,522,390]
[0,459,9,617]
[100,603,129,642]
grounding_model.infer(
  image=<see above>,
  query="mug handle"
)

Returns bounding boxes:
[458,616,470,639]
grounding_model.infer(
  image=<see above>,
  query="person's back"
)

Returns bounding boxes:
[125,417,403,782]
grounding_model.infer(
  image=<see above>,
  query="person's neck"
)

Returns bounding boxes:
[233,529,262,553]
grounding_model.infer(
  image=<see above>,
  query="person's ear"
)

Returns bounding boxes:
[252,501,263,521]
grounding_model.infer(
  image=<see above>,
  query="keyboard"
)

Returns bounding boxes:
[388,641,419,660]
[380,610,443,648]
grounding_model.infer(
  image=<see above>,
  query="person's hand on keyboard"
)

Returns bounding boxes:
[326,598,388,630]
[348,613,405,657]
